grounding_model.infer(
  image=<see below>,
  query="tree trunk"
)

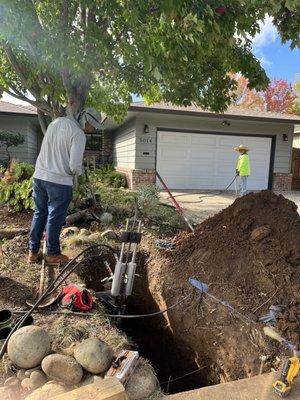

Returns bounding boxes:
[37,109,50,135]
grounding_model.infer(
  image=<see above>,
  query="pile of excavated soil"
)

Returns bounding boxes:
[141,191,300,388]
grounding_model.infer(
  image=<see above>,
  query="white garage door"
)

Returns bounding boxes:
[156,131,272,190]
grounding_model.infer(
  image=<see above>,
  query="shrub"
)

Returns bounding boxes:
[90,165,126,188]
[0,177,34,212]
[11,162,35,182]
[0,130,25,164]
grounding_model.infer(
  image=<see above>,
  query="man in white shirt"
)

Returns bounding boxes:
[28,108,101,264]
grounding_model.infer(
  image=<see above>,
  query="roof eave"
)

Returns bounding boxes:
[128,105,300,125]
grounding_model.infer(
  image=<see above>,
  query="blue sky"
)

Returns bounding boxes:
[251,16,300,83]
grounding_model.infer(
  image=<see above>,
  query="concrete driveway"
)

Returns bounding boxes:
[160,190,300,224]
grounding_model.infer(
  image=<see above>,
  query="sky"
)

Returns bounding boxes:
[2,16,300,107]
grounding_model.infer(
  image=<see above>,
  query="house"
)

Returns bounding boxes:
[0,101,106,168]
[0,101,42,165]
[103,102,300,192]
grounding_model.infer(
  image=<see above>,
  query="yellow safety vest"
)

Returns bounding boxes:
[236,154,250,176]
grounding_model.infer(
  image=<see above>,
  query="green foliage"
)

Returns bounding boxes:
[0,130,25,162]
[90,165,126,188]
[1,0,289,123]
[0,177,34,212]
[11,162,34,182]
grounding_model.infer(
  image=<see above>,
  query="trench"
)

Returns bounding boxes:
[78,249,216,395]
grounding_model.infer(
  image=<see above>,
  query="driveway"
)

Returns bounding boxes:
[160,190,300,224]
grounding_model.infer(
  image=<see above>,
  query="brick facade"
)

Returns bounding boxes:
[115,167,156,189]
[272,173,292,191]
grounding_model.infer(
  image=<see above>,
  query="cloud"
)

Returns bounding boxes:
[252,16,278,49]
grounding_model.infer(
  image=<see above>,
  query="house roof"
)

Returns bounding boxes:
[129,102,300,125]
[0,100,37,116]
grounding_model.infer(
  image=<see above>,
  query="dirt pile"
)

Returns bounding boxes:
[140,191,300,390]
[172,190,300,342]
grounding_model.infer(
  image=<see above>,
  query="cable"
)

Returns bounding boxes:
[107,292,192,319]
[160,364,208,385]
[0,243,117,359]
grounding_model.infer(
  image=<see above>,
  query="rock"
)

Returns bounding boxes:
[61,227,79,238]
[21,378,32,390]
[30,371,47,387]
[74,338,113,374]
[7,326,51,369]
[100,229,119,241]
[25,366,41,377]
[125,363,158,400]
[250,226,271,242]
[17,369,26,381]
[4,377,20,388]
[42,354,83,385]
[81,374,103,387]
[100,212,113,225]
[25,382,67,400]
[79,228,90,236]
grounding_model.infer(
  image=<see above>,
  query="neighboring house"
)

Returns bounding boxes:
[0,101,42,165]
[294,125,300,149]
[103,102,300,191]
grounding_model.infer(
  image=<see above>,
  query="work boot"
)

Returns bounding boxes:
[44,253,71,265]
[27,251,42,264]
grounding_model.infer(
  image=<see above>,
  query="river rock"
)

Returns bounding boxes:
[126,363,158,400]
[25,366,41,377]
[0,387,13,400]
[74,338,113,374]
[30,370,47,387]
[79,228,90,236]
[88,232,101,241]
[41,354,83,385]
[25,382,67,400]
[7,326,51,369]
[17,369,26,381]
[21,378,32,390]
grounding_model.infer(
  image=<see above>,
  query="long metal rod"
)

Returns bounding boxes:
[156,171,194,233]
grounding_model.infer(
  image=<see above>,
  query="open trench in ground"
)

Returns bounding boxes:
[79,247,270,395]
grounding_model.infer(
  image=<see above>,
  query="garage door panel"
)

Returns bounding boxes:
[157,131,272,190]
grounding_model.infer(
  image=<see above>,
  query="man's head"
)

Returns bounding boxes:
[234,144,249,154]
[78,108,102,133]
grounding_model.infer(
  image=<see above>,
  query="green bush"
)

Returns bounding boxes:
[11,162,35,182]
[90,165,126,188]
[0,177,34,212]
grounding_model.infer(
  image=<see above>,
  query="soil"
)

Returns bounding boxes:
[129,191,300,393]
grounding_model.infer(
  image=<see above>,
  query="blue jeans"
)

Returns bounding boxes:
[29,179,73,255]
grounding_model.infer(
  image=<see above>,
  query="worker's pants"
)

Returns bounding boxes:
[29,178,72,255]
[236,176,248,197]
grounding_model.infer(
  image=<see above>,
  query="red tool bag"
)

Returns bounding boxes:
[60,285,93,311]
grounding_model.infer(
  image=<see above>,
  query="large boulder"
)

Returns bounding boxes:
[41,354,83,386]
[25,382,67,400]
[74,338,113,374]
[126,363,158,400]
[7,326,51,369]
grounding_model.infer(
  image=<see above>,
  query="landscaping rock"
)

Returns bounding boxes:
[21,378,32,390]
[25,382,67,400]
[41,354,83,385]
[0,387,13,400]
[7,326,51,369]
[74,338,113,374]
[61,226,79,238]
[25,366,41,377]
[125,363,158,400]
[88,232,101,241]
[100,212,113,224]
[30,370,47,387]
[250,225,271,242]
[100,229,119,241]
[81,374,103,387]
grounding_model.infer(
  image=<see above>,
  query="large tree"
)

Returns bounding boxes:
[0,1,291,132]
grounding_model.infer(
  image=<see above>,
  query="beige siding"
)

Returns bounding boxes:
[135,113,294,173]
[112,118,136,169]
[294,133,300,149]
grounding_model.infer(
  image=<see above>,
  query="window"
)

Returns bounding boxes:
[85,133,103,151]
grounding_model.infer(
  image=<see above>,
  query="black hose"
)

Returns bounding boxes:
[0,243,117,359]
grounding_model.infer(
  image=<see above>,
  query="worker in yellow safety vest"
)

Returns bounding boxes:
[234,144,250,196]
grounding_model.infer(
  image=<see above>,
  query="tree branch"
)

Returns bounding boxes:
[37,109,48,135]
